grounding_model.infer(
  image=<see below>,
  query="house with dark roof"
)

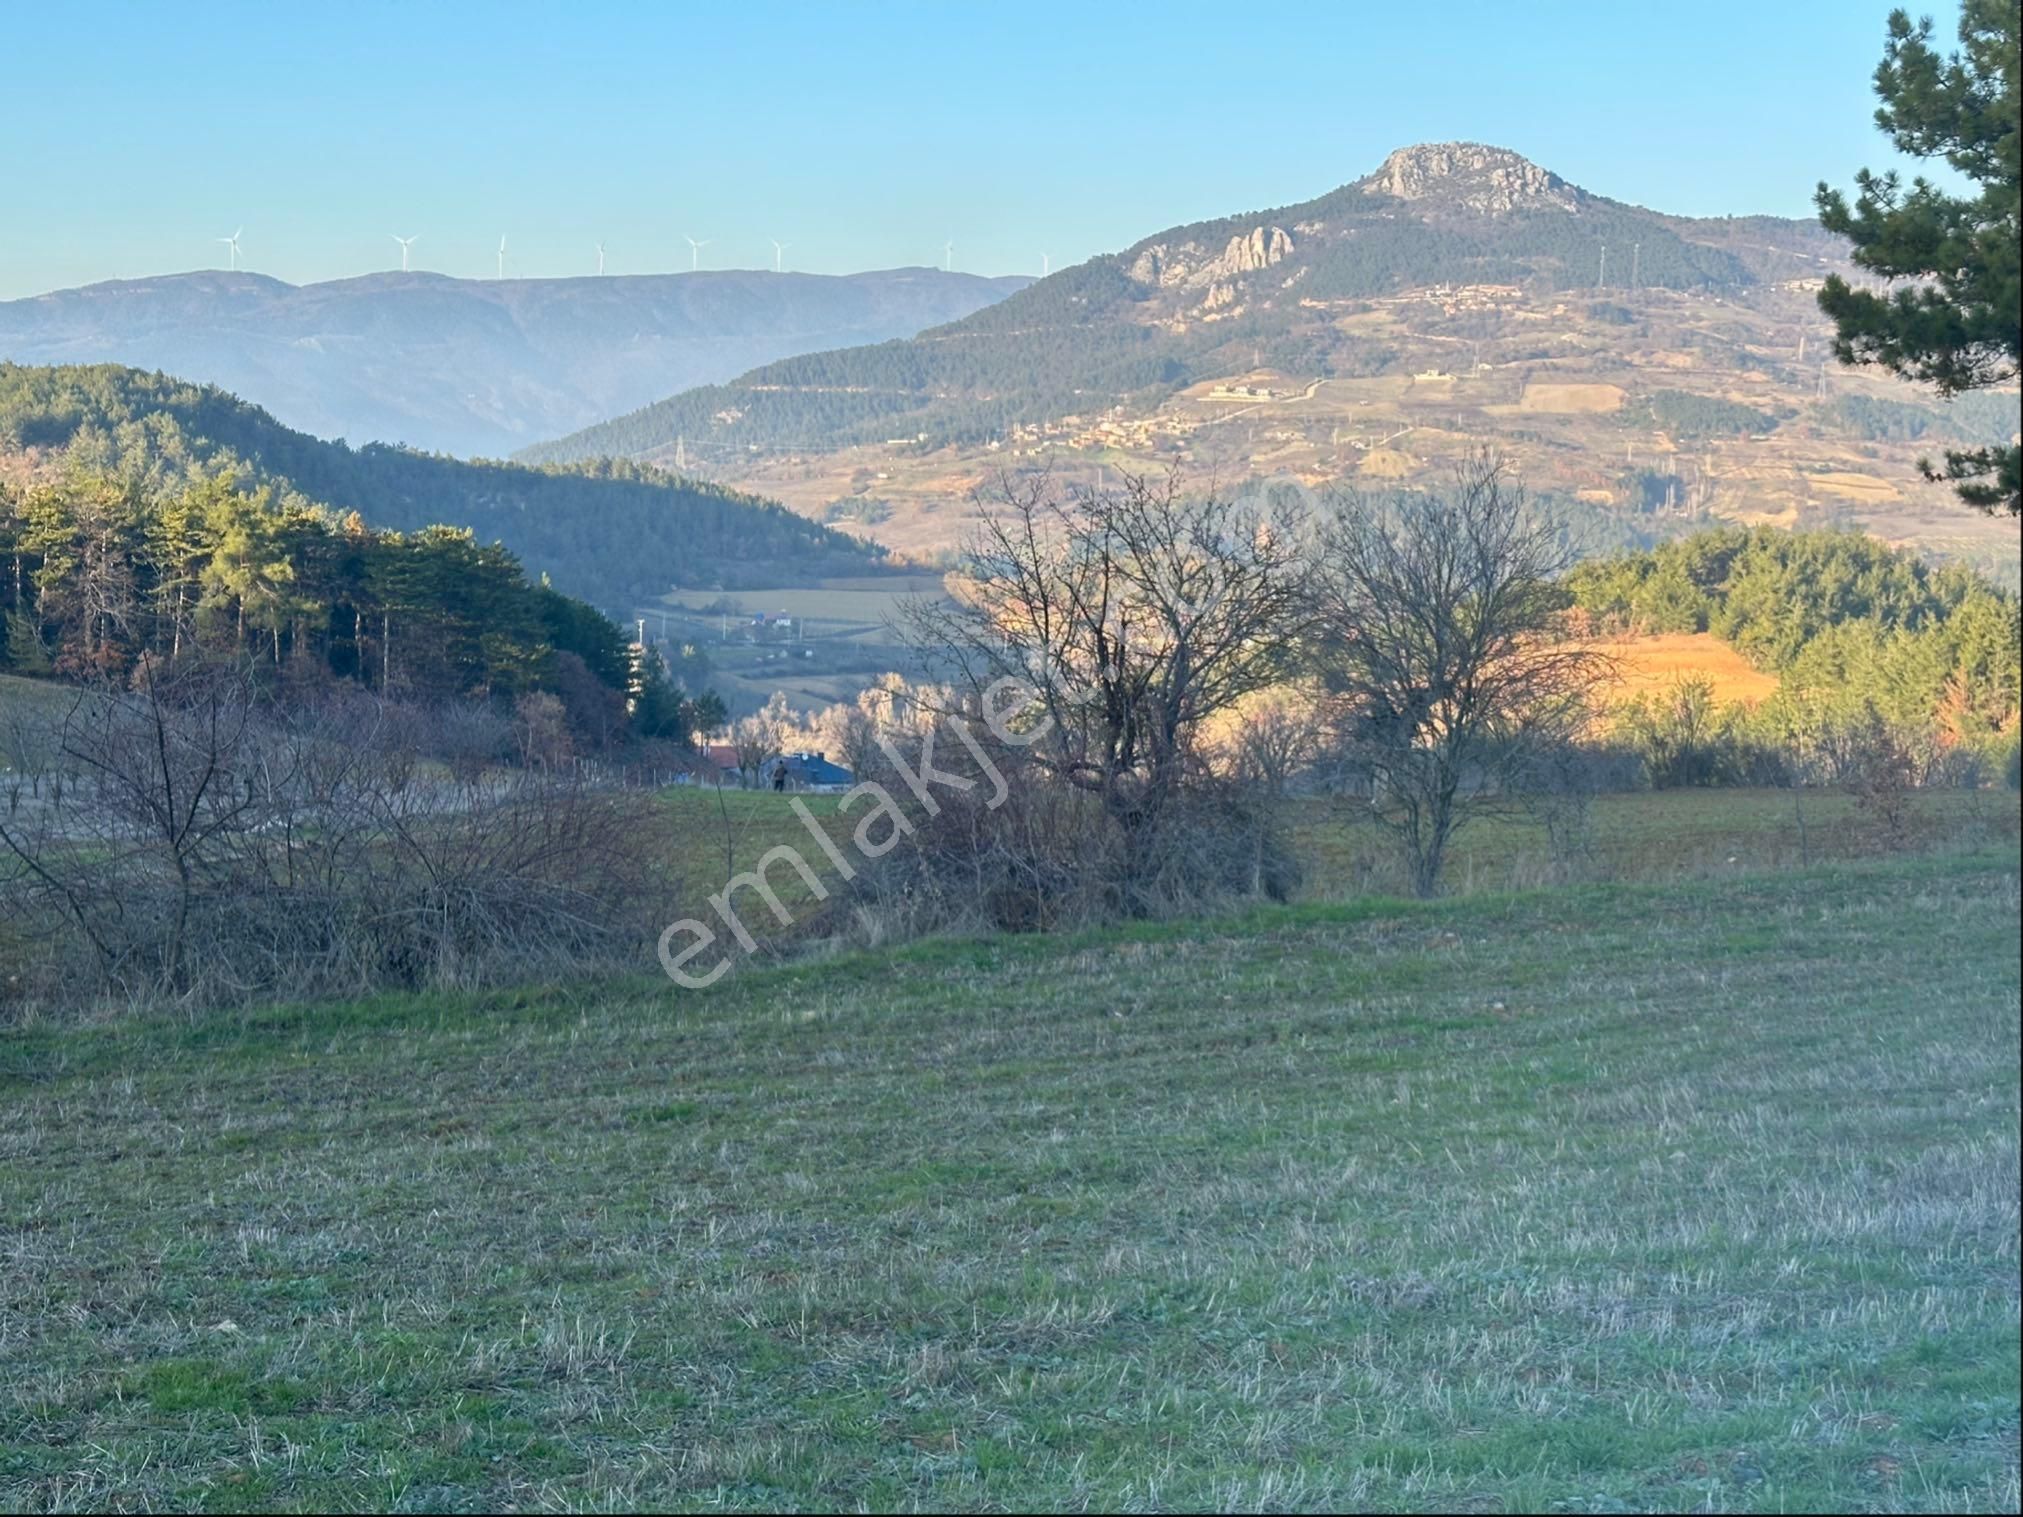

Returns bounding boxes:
[780,751,853,791]
[697,745,853,791]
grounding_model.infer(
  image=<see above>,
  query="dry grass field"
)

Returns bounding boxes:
[1517,382,1626,413]
[4,845,2016,1511]
[1812,472,1904,503]
[1598,631,1784,707]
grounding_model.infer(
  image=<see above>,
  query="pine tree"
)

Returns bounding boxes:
[687,689,728,741]
[1815,1,2021,514]
[4,611,52,675]
[630,648,695,745]
[197,479,299,661]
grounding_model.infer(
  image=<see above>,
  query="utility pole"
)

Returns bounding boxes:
[1630,242,1640,291]
[1597,242,1607,290]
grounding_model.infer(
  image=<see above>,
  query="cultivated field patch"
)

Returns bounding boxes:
[1518,381,1626,413]
[1811,470,1902,501]
[1600,631,1784,706]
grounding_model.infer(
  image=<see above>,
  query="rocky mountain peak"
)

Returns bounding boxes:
[1363,143,1580,215]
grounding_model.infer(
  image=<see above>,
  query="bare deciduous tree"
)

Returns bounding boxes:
[729,691,797,787]
[810,696,882,782]
[904,470,1310,840]
[1220,691,1329,797]
[1310,454,1613,896]
[514,691,572,771]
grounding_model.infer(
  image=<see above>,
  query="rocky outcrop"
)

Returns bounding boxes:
[1206,226,1293,280]
[1128,225,1294,289]
[1126,244,1182,286]
[1362,143,1580,215]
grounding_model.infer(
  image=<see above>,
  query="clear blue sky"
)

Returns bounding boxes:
[0,0,1951,298]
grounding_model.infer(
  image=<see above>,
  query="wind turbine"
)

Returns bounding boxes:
[391,234,417,273]
[770,239,790,273]
[943,240,954,272]
[685,236,710,271]
[497,235,507,279]
[596,241,607,275]
[217,228,243,271]
[1041,252,1050,276]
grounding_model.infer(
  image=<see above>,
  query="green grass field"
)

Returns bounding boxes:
[4,849,2017,1511]
[0,673,73,767]
[1292,787,2021,897]
[659,783,2020,945]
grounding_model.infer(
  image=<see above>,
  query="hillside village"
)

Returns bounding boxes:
[708,267,2020,576]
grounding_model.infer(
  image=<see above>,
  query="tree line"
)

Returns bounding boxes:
[826,483,2019,925]
[0,363,890,613]
[0,462,731,753]
[1568,526,2020,785]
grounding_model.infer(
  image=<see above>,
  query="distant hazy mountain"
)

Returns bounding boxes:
[523,143,1838,465]
[0,267,1031,458]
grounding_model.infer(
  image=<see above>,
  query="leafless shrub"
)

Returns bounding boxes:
[814,722,1298,946]
[837,746,1111,939]
[1220,693,1330,797]
[0,661,675,1016]
[514,691,573,771]
[1517,739,1605,882]
[1838,705,1922,846]
[428,699,513,787]
[2,698,65,811]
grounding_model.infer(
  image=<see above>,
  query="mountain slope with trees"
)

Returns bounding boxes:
[0,464,635,703]
[0,364,887,614]
[1569,526,2021,779]
[522,143,1804,465]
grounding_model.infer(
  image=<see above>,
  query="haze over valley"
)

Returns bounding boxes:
[0,266,1029,457]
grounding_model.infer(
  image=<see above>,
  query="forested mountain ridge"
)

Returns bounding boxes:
[0,364,887,614]
[0,267,1031,458]
[521,144,2017,580]
[521,143,1799,464]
